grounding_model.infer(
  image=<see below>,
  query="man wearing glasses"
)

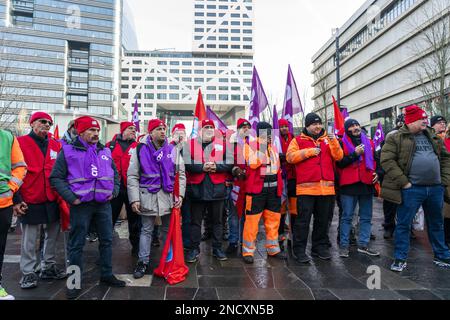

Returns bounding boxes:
[16,112,67,290]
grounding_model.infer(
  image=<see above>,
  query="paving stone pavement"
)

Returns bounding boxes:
[3,199,450,300]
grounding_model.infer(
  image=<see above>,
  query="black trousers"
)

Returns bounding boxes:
[293,195,334,253]
[111,188,141,251]
[0,206,13,283]
[383,200,398,231]
[190,200,224,251]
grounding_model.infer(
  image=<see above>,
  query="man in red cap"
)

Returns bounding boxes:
[50,116,124,299]
[170,123,192,249]
[106,122,140,255]
[127,119,185,279]
[184,119,233,263]
[171,123,187,147]
[278,118,297,252]
[15,112,66,290]
[381,105,450,272]
[225,118,251,255]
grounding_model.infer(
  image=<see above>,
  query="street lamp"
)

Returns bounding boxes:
[333,27,341,107]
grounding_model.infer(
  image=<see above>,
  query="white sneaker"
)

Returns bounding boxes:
[0,286,15,300]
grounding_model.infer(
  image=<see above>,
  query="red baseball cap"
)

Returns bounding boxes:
[74,116,100,134]
[120,121,134,134]
[201,119,215,129]
[148,119,166,133]
[172,123,186,134]
[278,119,289,127]
[29,112,52,125]
[405,105,428,125]
[237,118,250,129]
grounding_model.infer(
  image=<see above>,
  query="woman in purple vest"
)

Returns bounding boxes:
[50,116,125,299]
[127,119,186,279]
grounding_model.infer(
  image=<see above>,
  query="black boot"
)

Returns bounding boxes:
[444,218,450,246]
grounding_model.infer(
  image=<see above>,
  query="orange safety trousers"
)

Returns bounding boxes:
[242,210,281,257]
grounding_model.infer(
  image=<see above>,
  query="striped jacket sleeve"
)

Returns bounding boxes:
[9,136,27,193]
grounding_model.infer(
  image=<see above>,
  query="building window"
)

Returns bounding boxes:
[157,93,167,99]
[219,94,229,101]
[207,94,216,100]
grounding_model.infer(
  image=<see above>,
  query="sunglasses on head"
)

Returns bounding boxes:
[38,119,53,126]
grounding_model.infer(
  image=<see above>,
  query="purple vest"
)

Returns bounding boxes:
[63,143,115,203]
[138,137,176,194]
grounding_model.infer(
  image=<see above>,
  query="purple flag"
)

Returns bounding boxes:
[206,106,228,132]
[132,99,140,133]
[341,108,350,121]
[282,65,303,135]
[249,66,269,131]
[373,121,385,151]
[272,105,282,153]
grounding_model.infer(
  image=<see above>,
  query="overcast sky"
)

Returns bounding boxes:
[126,0,366,113]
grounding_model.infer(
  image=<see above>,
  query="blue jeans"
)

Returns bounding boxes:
[227,186,245,245]
[340,194,373,248]
[68,202,113,278]
[394,185,450,261]
[181,199,191,248]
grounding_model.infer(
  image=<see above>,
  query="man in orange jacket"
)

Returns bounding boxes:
[242,122,286,264]
[287,113,343,264]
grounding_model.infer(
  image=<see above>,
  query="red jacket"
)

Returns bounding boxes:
[106,136,137,186]
[186,138,228,185]
[18,135,61,204]
[338,137,375,186]
[280,133,296,181]
[294,135,335,184]
[244,141,283,197]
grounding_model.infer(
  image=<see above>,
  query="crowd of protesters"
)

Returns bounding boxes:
[0,104,449,300]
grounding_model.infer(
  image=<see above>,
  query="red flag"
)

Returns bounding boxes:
[333,95,345,136]
[191,89,207,138]
[53,125,60,140]
[153,169,189,285]
[231,181,246,219]
[56,194,70,232]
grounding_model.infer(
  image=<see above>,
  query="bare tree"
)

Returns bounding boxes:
[313,66,332,125]
[409,0,450,117]
[0,37,27,135]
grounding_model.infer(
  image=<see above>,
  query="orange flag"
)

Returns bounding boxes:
[332,95,345,136]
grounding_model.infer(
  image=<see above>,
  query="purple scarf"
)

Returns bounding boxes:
[342,132,375,171]
[144,136,175,192]
[78,137,99,178]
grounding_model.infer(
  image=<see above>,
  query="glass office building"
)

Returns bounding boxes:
[0,0,136,123]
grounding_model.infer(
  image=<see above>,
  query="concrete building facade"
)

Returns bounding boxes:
[120,0,255,131]
[311,0,450,134]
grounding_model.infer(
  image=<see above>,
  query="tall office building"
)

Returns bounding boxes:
[121,0,255,130]
[311,0,450,134]
[0,0,137,136]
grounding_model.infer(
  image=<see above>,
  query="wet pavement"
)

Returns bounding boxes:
[3,199,450,300]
